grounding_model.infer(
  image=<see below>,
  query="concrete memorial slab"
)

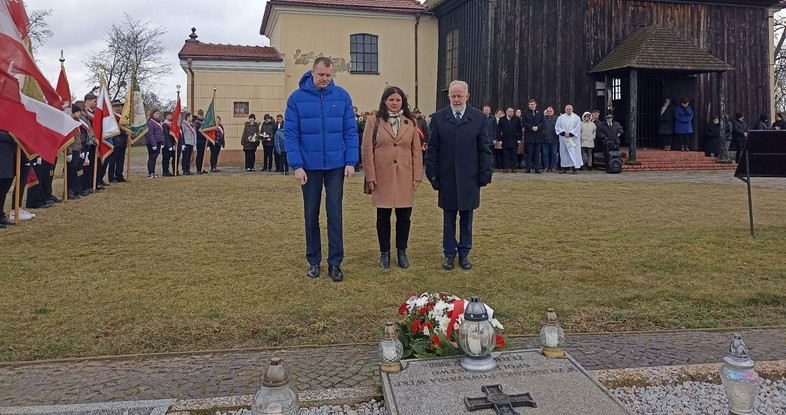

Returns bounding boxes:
[380,349,632,415]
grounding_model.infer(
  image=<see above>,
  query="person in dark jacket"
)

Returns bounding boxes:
[180,112,196,175]
[598,114,624,165]
[542,106,559,172]
[496,108,522,173]
[773,113,786,130]
[261,114,277,172]
[241,114,260,171]
[109,100,128,182]
[284,58,359,282]
[274,114,285,172]
[414,108,429,159]
[658,98,675,150]
[522,99,545,174]
[732,113,750,163]
[161,111,175,176]
[756,114,770,130]
[705,116,722,157]
[67,105,87,199]
[482,105,496,161]
[194,110,208,174]
[209,115,224,172]
[144,109,164,178]
[674,98,694,151]
[425,80,493,271]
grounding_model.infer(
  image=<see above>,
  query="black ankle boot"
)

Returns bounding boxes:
[380,251,390,269]
[397,249,410,269]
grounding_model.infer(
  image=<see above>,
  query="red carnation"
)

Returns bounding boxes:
[398,302,408,315]
[411,320,420,333]
[418,306,429,315]
[427,301,435,308]
[495,335,506,349]
[431,335,441,347]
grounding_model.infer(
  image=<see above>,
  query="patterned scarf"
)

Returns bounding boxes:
[389,110,403,137]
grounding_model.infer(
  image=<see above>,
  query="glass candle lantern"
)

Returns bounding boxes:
[540,308,565,358]
[459,296,497,371]
[379,321,403,373]
[720,334,759,415]
[251,358,299,415]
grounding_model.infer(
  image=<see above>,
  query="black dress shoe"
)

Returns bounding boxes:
[116,177,127,182]
[198,171,208,175]
[80,190,91,196]
[109,180,118,183]
[442,257,455,270]
[379,251,390,269]
[96,184,105,190]
[459,256,472,270]
[328,265,343,282]
[31,203,53,209]
[0,217,11,226]
[397,249,410,269]
[307,264,320,278]
[49,196,63,204]
[0,222,5,228]
[67,193,81,200]
[535,169,542,174]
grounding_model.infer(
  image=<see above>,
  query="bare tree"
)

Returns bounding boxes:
[774,11,786,112]
[83,13,172,101]
[27,9,53,52]
[142,91,176,114]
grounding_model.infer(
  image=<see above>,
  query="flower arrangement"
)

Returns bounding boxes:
[262,132,271,141]
[397,292,506,359]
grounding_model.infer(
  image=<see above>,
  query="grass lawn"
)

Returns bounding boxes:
[1,169,785,362]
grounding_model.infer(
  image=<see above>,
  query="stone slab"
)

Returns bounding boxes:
[0,399,175,415]
[380,350,633,415]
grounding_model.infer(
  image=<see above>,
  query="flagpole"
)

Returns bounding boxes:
[93,149,98,191]
[14,145,20,225]
[126,144,131,182]
[174,86,181,176]
[63,149,68,203]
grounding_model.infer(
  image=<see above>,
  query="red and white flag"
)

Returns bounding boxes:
[92,77,120,161]
[0,0,62,108]
[170,94,181,142]
[56,56,71,113]
[0,66,78,163]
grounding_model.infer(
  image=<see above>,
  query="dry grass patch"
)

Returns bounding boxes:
[1,172,785,361]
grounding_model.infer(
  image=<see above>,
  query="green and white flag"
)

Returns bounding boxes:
[120,76,148,144]
[199,89,217,144]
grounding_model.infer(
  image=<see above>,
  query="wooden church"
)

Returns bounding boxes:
[426,0,783,159]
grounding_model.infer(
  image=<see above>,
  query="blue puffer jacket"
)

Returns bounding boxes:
[284,71,358,171]
[674,105,694,134]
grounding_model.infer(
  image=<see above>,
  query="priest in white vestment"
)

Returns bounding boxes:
[555,105,583,173]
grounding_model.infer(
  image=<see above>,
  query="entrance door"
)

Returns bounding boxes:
[636,78,663,149]
[664,77,698,148]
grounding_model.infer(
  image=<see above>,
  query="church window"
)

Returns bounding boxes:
[444,29,459,88]
[350,34,379,74]
[233,102,249,117]
[611,78,622,100]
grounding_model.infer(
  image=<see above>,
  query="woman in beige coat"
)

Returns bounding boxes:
[363,86,423,269]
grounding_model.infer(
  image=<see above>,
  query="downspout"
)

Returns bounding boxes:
[415,13,420,109]
[187,58,195,114]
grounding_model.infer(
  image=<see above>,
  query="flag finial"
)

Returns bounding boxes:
[176,84,181,93]
[59,50,65,63]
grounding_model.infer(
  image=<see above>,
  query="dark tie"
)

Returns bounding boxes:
[455,112,461,121]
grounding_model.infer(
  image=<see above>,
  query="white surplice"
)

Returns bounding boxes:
[556,113,583,168]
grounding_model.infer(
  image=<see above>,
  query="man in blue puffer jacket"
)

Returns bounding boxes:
[285,57,359,282]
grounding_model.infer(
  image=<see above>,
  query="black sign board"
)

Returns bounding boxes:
[733,130,786,236]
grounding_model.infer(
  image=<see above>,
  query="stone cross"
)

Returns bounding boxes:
[464,384,537,414]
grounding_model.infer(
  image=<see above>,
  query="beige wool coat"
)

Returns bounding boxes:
[362,115,423,208]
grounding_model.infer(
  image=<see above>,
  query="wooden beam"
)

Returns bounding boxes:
[629,69,638,162]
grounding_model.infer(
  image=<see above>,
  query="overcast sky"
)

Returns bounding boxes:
[26,0,271,104]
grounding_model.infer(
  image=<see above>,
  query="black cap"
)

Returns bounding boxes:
[591,109,600,113]
[112,100,124,107]
[71,104,82,114]
[249,113,256,119]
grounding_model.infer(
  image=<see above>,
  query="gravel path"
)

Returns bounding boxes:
[219,399,387,415]
[612,379,786,415]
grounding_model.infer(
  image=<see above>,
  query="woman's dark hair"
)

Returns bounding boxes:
[735,112,744,119]
[759,114,769,122]
[680,97,690,105]
[376,86,412,122]
[148,108,160,120]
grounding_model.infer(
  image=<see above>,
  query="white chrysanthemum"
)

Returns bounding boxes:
[422,326,431,336]
[491,318,504,330]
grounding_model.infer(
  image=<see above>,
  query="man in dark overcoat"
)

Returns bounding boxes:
[658,97,675,150]
[425,80,493,271]
[496,107,522,172]
[522,99,545,174]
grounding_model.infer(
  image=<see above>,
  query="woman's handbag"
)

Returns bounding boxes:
[363,117,380,195]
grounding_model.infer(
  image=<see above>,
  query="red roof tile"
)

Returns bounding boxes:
[178,41,282,61]
[269,0,426,12]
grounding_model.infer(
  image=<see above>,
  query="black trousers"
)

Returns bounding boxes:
[493,149,503,169]
[209,142,221,170]
[67,151,83,195]
[676,133,690,150]
[263,146,274,171]
[147,144,160,175]
[0,177,13,218]
[195,139,207,172]
[525,142,543,170]
[279,152,289,173]
[26,163,46,208]
[503,147,517,169]
[658,134,672,149]
[732,137,745,163]
[111,146,126,180]
[244,150,256,170]
[181,145,194,173]
[81,144,96,189]
[274,151,283,171]
[40,160,54,200]
[376,207,413,252]
[97,155,108,184]
[161,146,173,174]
